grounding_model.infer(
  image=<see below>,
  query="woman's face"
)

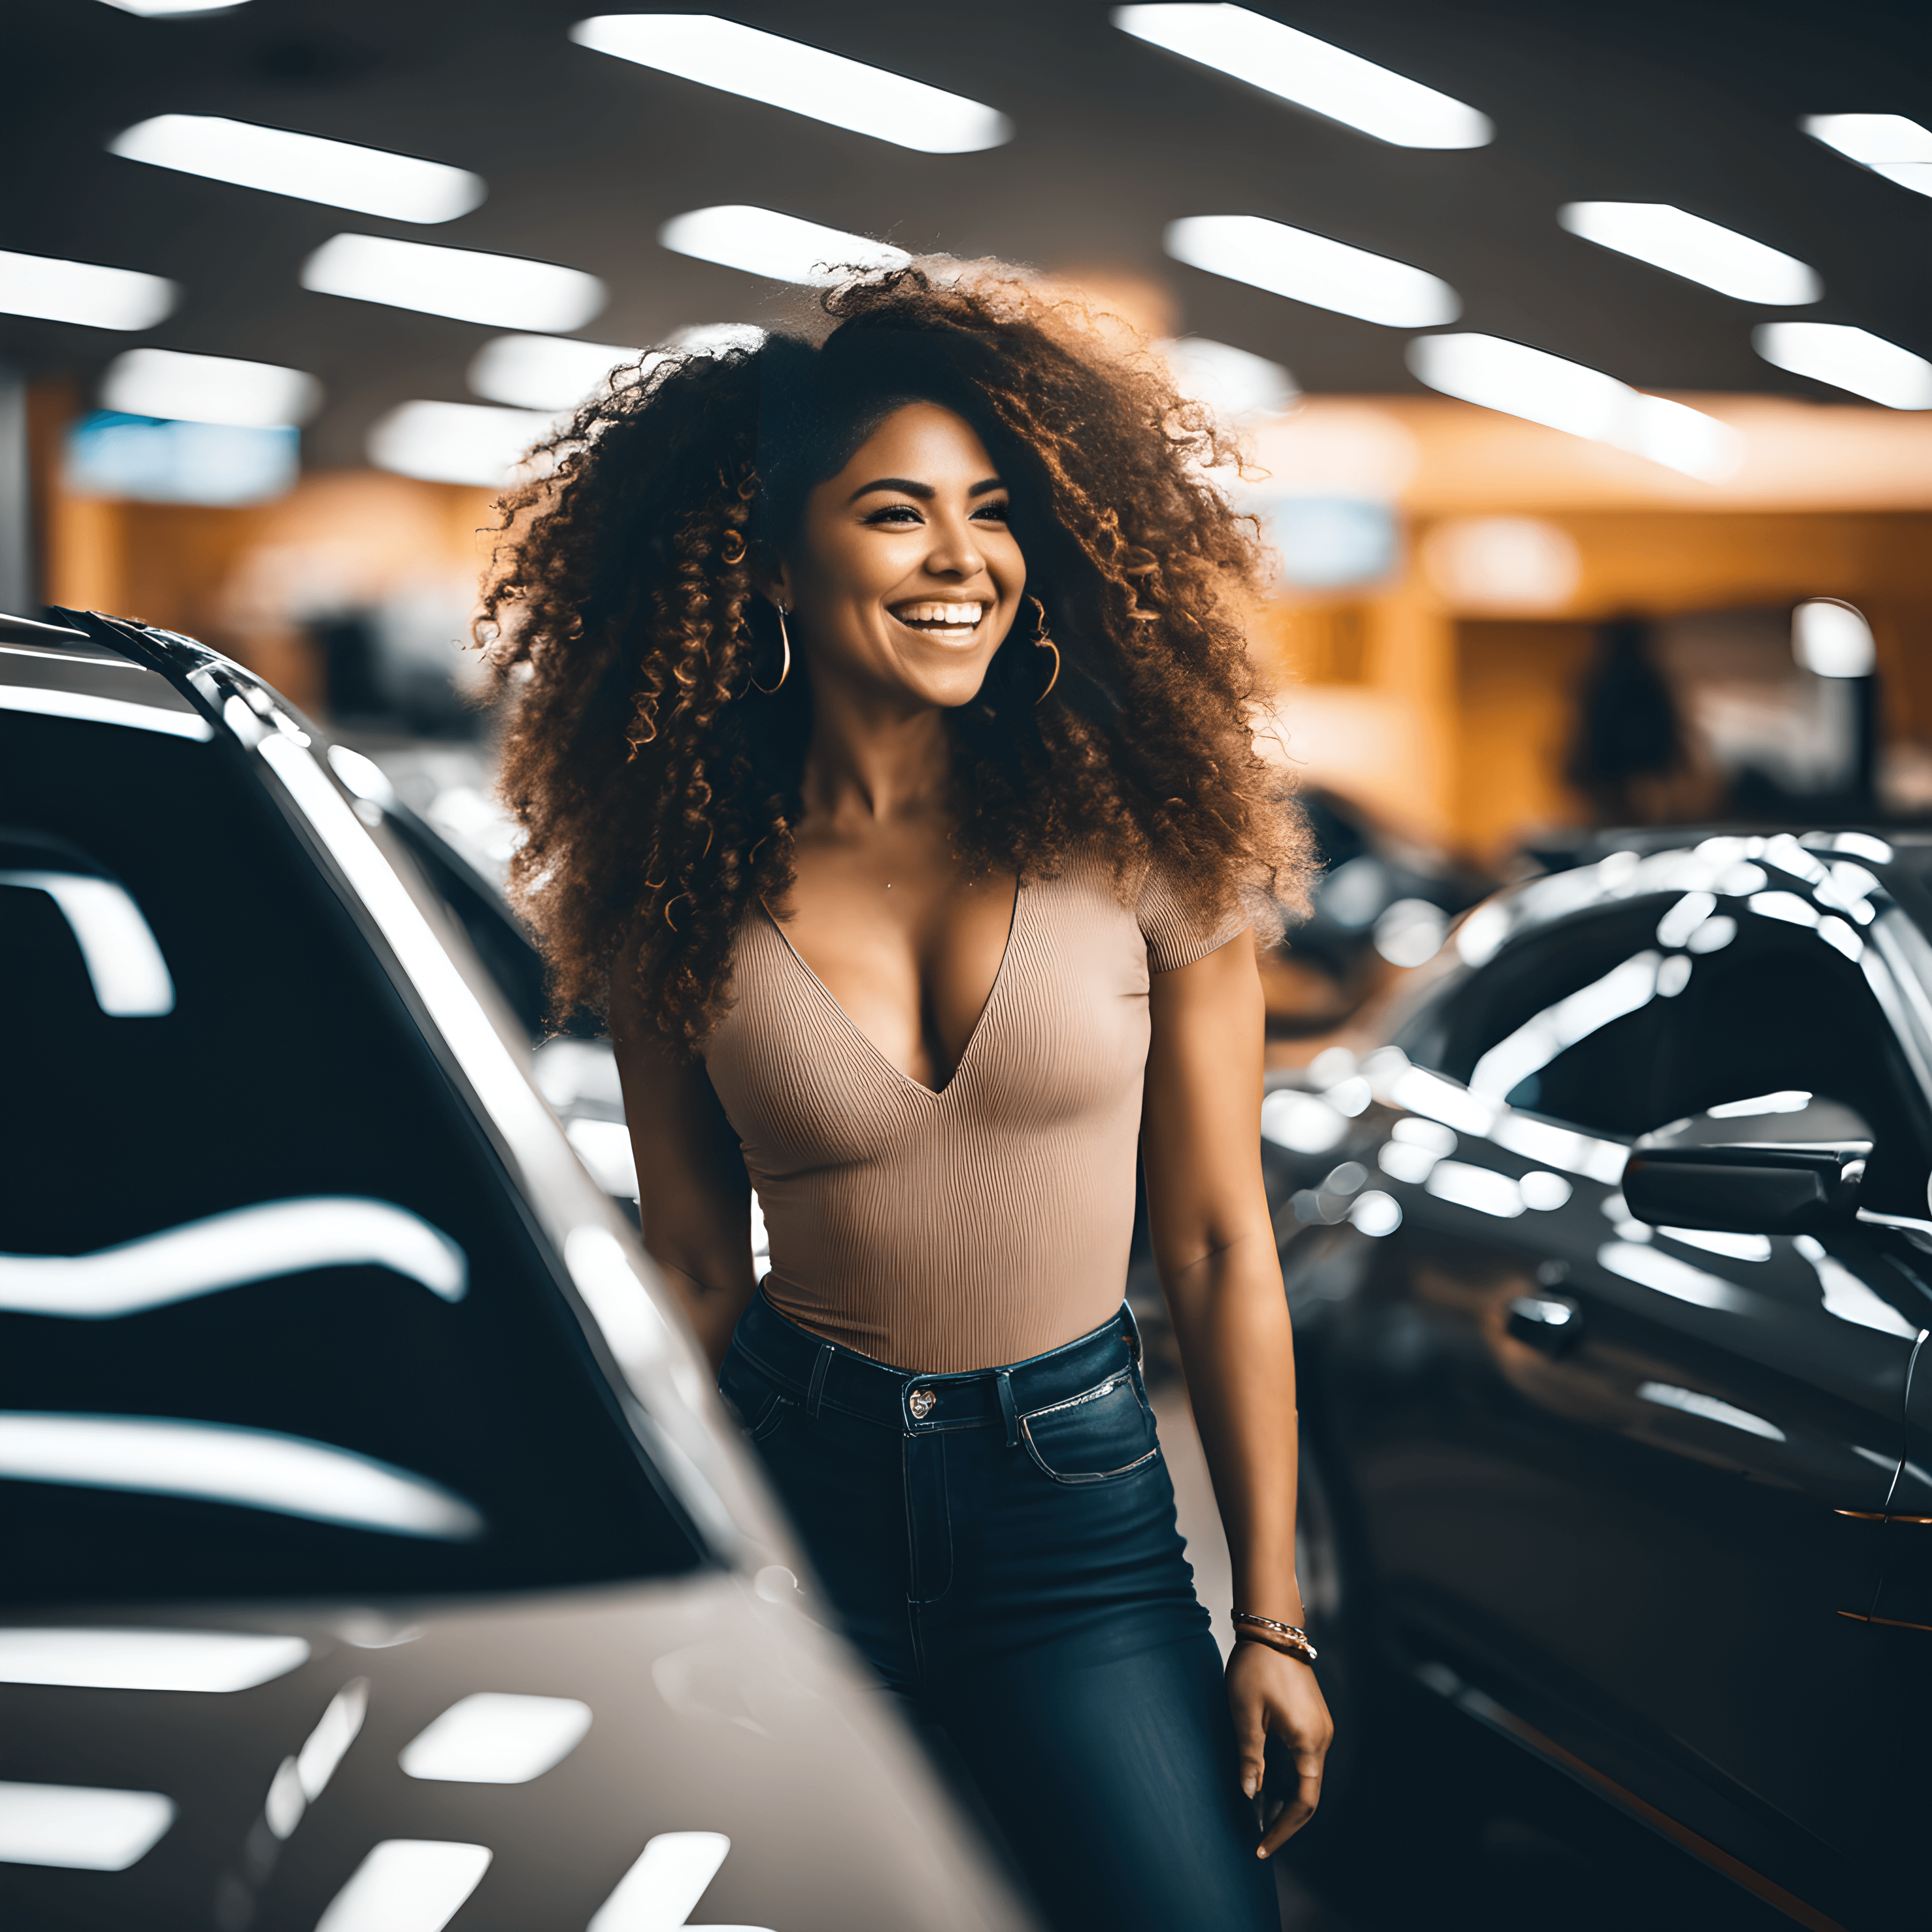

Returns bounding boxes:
[779,401,1026,711]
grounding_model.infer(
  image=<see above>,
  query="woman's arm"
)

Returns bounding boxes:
[1142,933,1333,1855]
[608,965,760,1370]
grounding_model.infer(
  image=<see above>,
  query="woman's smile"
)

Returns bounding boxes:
[890,598,987,643]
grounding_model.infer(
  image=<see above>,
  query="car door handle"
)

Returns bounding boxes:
[1506,1294,1583,1356]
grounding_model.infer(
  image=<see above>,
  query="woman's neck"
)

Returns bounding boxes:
[800,678,953,832]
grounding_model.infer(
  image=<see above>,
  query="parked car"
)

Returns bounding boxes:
[0,609,1028,1932]
[1261,826,1932,1930]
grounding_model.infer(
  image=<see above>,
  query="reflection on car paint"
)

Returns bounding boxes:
[589,1831,757,1932]
[312,1838,493,1932]
[0,1781,177,1871]
[0,869,175,1015]
[1595,1240,1751,1312]
[1636,1380,1786,1442]
[0,1413,485,1539]
[0,1197,469,1317]
[0,1628,309,1693]
[1795,1234,1923,1338]
[399,1693,593,1784]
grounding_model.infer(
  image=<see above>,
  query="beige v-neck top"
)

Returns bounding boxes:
[703,852,1247,1373]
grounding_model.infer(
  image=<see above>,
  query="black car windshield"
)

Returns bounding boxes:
[0,706,701,1602]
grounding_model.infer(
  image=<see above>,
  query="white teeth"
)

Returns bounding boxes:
[894,602,984,626]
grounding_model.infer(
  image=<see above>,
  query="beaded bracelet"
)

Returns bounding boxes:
[1231,1610,1318,1664]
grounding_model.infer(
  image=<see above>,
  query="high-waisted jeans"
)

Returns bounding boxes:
[719,1291,1278,1932]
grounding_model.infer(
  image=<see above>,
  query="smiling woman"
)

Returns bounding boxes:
[479,262,1325,1932]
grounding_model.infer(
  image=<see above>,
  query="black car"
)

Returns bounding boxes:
[0,610,1028,1931]
[1265,828,1932,1930]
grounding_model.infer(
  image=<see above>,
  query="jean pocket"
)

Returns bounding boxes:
[718,1350,794,1443]
[1020,1372,1159,1484]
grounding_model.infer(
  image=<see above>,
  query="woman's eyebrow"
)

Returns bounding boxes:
[848,476,934,503]
[846,475,1007,504]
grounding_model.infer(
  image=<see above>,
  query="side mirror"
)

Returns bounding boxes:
[1622,1092,1872,1236]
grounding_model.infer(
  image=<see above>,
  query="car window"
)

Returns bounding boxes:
[0,711,701,1603]
[1644,910,1930,1215]
[1411,887,1931,1206]
[1420,898,1673,1136]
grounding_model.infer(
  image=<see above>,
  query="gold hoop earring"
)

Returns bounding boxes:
[1030,596,1060,703]
[752,600,791,694]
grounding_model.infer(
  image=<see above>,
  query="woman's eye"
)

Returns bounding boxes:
[865,504,923,525]
[972,501,1011,523]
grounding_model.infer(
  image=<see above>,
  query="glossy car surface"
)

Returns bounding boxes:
[1265,828,1932,1930]
[0,610,1028,1931]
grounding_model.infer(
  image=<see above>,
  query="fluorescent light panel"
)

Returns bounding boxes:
[0,1628,309,1693]
[1408,333,1742,480]
[1165,214,1458,327]
[111,115,484,223]
[0,250,176,331]
[1161,336,1298,420]
[314,1840,493,1932]
[302,235,605,331]
[1803,113,1932,200]
[102,347,320,429]
[400,1693,593,1783]
[1558,202,1820,304]
[659,205,910,286]
[468,335,642,411]
[1113,4,1490,148]
[0,1782,176,1871]
[1753,321,1932,410]
[570,14,1010,153]
[368,400,559,487]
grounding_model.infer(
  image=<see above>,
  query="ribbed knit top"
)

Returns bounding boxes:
[703,852,1247,1373]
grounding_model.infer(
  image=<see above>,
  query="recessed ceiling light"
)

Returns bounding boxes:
[467,325,761,411]
[0,250,176,331]
[659,206,910,286]
[1558,202,1820,305]
[1792,599,1877,678]
[96,0,250,14]
[570,15,1011,153]
[1802,113,1932,201]
[368,400,561,486]
[468,335,644,411]
[1408,333,1743,480]
[1114,5,1491,148]
[110,115,484,224]
[102,347,321,429]
[1160,336,1298,421]
[301,235,605,331]
[1165,214,1458,327]
[1752,321,1932,410]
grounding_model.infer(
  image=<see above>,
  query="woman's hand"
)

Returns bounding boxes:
[1227,1638,1334,1857]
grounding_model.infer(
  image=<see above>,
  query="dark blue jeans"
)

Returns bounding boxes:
[720,1292,1278,1932]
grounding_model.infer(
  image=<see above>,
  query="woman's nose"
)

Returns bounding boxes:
[925,511,985,580]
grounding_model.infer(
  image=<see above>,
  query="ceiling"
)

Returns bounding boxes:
[6,0,1930,466]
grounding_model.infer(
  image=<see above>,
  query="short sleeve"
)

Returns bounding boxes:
[1136,860,1250,974]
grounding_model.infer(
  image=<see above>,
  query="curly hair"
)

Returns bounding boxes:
[479,261,1311,1051]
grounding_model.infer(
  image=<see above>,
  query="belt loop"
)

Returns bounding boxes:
[996,1369,1019,1448]
[1120,1299,1144,1366]
[806,1343,834,1421]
